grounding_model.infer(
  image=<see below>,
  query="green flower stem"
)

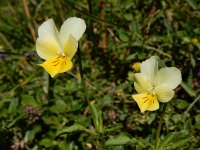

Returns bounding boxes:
[77,46,85,86]
[185,95,200,113]
[78,46,105,149]
[77,45,89,104]
[155,104,166,150]
[48,73,54,100]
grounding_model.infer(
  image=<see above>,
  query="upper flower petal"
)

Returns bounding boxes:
[60,17,86,45]
[155,85,175,103]
[154,67,182,89]
[36,19,62,59]
[39,56,72,77]
[36,37,60,60]
[140,56,158,84]
[134,73,153,93]
[63,35,78,59]
[132,93,159,113]
[38,19,60,41]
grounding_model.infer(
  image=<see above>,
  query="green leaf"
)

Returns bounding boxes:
[159,132,177,148]
[7,113,26,128]
[129,137,153,148]
[56,122,96,136]
[186,0,197,9]
[129,138,146,148]
[164,137,193,149]
[194,115,200,129]
[126,54,137,61]
[102,95,112,106]
[104,123,123,133]
[118,31,129,42]
[21,94,40,107]
[186,0,200,16]
[105,134,131,146]
[181,82,196,97]
[43,71,49,94]
[127,72,135,81]
[173,99,189,109]
[57,122,97,137]
[56,122,86,137]
[8,98,18,113]
[50,100,67,113]
[89,102,103,133]
[39,138,56,148]
[24,125,41,143]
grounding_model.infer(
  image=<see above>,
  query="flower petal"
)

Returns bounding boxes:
[60,17,86,45]
[154,67,182,89]
[155,85,175,103]
[132,93,159,113]
[63,35,78,59]
[59,58,73,73]
[38,19,60,39]
[134,73,153,93]
[37,19,63,59]
[36,37,60,60]
[39,56,72,77]
[140,56,158,84]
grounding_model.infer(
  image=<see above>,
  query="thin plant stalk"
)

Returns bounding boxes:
[185,95,200,113]
[77,45,89,103]
[77,46,84,86]
[78,46,105,149]
[21,0,36,42]
[155,104,167,150]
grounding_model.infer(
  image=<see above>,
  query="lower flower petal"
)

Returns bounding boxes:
[39,56,72,77]
[155,85,175,103]
[132,93,159,113]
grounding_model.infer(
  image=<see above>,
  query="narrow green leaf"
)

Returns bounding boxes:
[160,132,177,148]
[8,98,18,113]
[105,134,131,146]
[126,54,137,60]
[186,0,197,9]
[56,123,86,136]
[7,113,26,128]
[165,137,192,150]
[39,138,55,148]
[194,115,200,129]
[56,122,96,137]
[24,125,42,143]
[130,137,154,148]
[89,102,103,133]
[181,82,196,97]
[173,99,189,109]
[104,123,123,133]
[129,138,146,148]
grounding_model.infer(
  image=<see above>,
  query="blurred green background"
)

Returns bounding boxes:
[0,0,200,149]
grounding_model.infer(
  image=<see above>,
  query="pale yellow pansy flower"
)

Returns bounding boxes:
[36,17,86,77]
[132,56,182,113]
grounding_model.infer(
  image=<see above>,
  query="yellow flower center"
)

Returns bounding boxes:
[143,92,157,106]
[51,56,67,67]
[132,92,159,113]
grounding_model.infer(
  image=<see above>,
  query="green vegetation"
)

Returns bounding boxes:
[0,0,200,149]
